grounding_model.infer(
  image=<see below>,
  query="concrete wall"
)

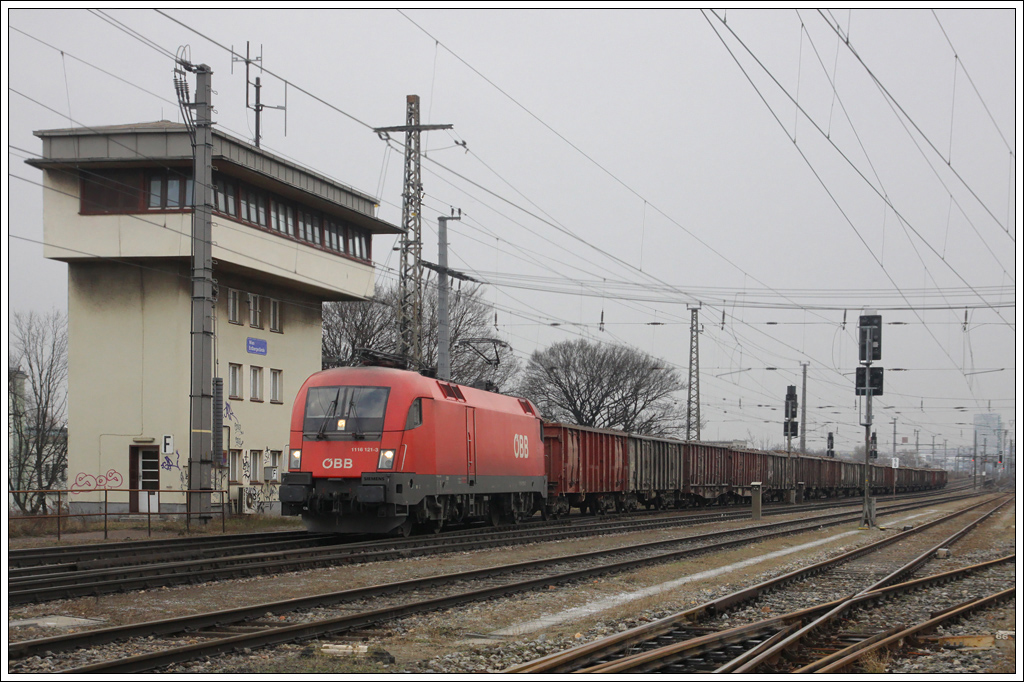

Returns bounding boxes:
[65,261,324,516]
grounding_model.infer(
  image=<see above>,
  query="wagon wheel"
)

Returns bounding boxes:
[394,518,414,538]
[489,501,503,527]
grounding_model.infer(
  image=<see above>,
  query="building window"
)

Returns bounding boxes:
[228,364,243,399]
[249,294,262,328]
[80,168,143,213]
[269,299,282,333]
[229,449,242,483]
[298,210,322,246]
[325,219,342,252]
[351,230,369,260]
[214,175,237,217]
[250,366,263,401]
[240,188,268,227]
[271,369,283,403]
[268,450,281,482]
[228,289,242,325]
[249,450,263,484]
[145,171,193,211]
[270,199,296,237]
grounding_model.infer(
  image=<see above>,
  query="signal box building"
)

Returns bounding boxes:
[27,122,401,514]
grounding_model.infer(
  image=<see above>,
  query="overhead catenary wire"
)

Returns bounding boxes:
[12,11,1007,450]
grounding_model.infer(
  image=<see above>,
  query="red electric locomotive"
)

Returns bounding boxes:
[280,366,546,535]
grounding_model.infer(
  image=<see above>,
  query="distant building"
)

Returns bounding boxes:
[27,122,402,515]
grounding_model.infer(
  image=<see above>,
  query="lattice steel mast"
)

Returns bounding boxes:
[686,305,701,441]
[374,95,451,368]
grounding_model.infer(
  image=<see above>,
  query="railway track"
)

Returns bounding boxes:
[506,494,1014,673]
[8,488,977,605]
[11,483,970,572]
[7,530,341,574]
[8,493,998,673]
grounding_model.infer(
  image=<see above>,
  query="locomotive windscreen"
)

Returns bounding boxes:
[304,385,390,439]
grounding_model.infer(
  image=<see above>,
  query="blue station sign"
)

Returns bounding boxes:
[247,337,268,356]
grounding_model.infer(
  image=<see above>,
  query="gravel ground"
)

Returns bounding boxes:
[7,494,1015,675]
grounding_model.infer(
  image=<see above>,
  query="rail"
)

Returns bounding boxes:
[8,487,230,539]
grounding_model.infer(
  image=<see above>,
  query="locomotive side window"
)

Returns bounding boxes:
[304,386,390,439]
[405,398,423,430]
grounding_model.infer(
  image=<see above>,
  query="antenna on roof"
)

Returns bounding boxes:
[232,41,286,147]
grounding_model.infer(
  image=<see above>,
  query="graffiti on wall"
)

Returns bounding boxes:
[223,402,280,514]
[69,469,124,494]
[224,401,244,448]
[241,447,280,514]
[161,450,181,472]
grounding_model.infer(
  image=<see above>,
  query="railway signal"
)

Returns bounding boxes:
[858,313,883,529]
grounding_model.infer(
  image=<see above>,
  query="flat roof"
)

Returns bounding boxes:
[27,121,402,236]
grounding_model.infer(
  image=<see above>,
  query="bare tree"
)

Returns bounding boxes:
[8,310,69,514]
[517,339,685,436]
[322,278,520,392]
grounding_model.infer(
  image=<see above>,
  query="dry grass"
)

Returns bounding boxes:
[217,645,396,674]
[857,647,893,674]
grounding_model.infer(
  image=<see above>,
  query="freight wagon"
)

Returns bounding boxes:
[281,367,946,534]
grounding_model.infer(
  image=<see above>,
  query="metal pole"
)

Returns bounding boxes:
[859,324,875,529]
[187,62,214,524]
[437,213,460,381]
[799,362,808,453]
[892,417,897,460]
[973,431,978,490]
[254,76,261,148]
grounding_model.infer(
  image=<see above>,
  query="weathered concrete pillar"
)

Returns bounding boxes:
[751,482,762,520]
[797,481,805,503]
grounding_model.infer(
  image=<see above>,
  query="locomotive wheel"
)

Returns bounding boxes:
[489,502,503,527]
[394,518,413,538]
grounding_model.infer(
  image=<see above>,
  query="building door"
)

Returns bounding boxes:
[129,446,160,513]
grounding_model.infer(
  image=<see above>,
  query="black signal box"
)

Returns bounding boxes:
[856,366,884,396]
[859,315,882,362]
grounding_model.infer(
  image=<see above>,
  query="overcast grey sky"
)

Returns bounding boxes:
[5,7,1019,454]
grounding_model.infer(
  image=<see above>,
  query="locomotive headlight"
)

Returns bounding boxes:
[289,449,302,470]
[378,449,396,470]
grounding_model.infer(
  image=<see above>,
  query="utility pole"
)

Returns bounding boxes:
[374,96,452,369]
[179,59,214,523]
[436,210,461,381]
[799,362,808,453]
[686,305,701,442]
[973,430,978,490]
[892,417,897,460]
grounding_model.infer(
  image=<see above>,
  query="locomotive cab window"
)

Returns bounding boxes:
[304,386,389,440]
[405,398,423,430]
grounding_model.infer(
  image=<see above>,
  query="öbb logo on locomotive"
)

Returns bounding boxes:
[322,458,354,469]
[513,433,530,458]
